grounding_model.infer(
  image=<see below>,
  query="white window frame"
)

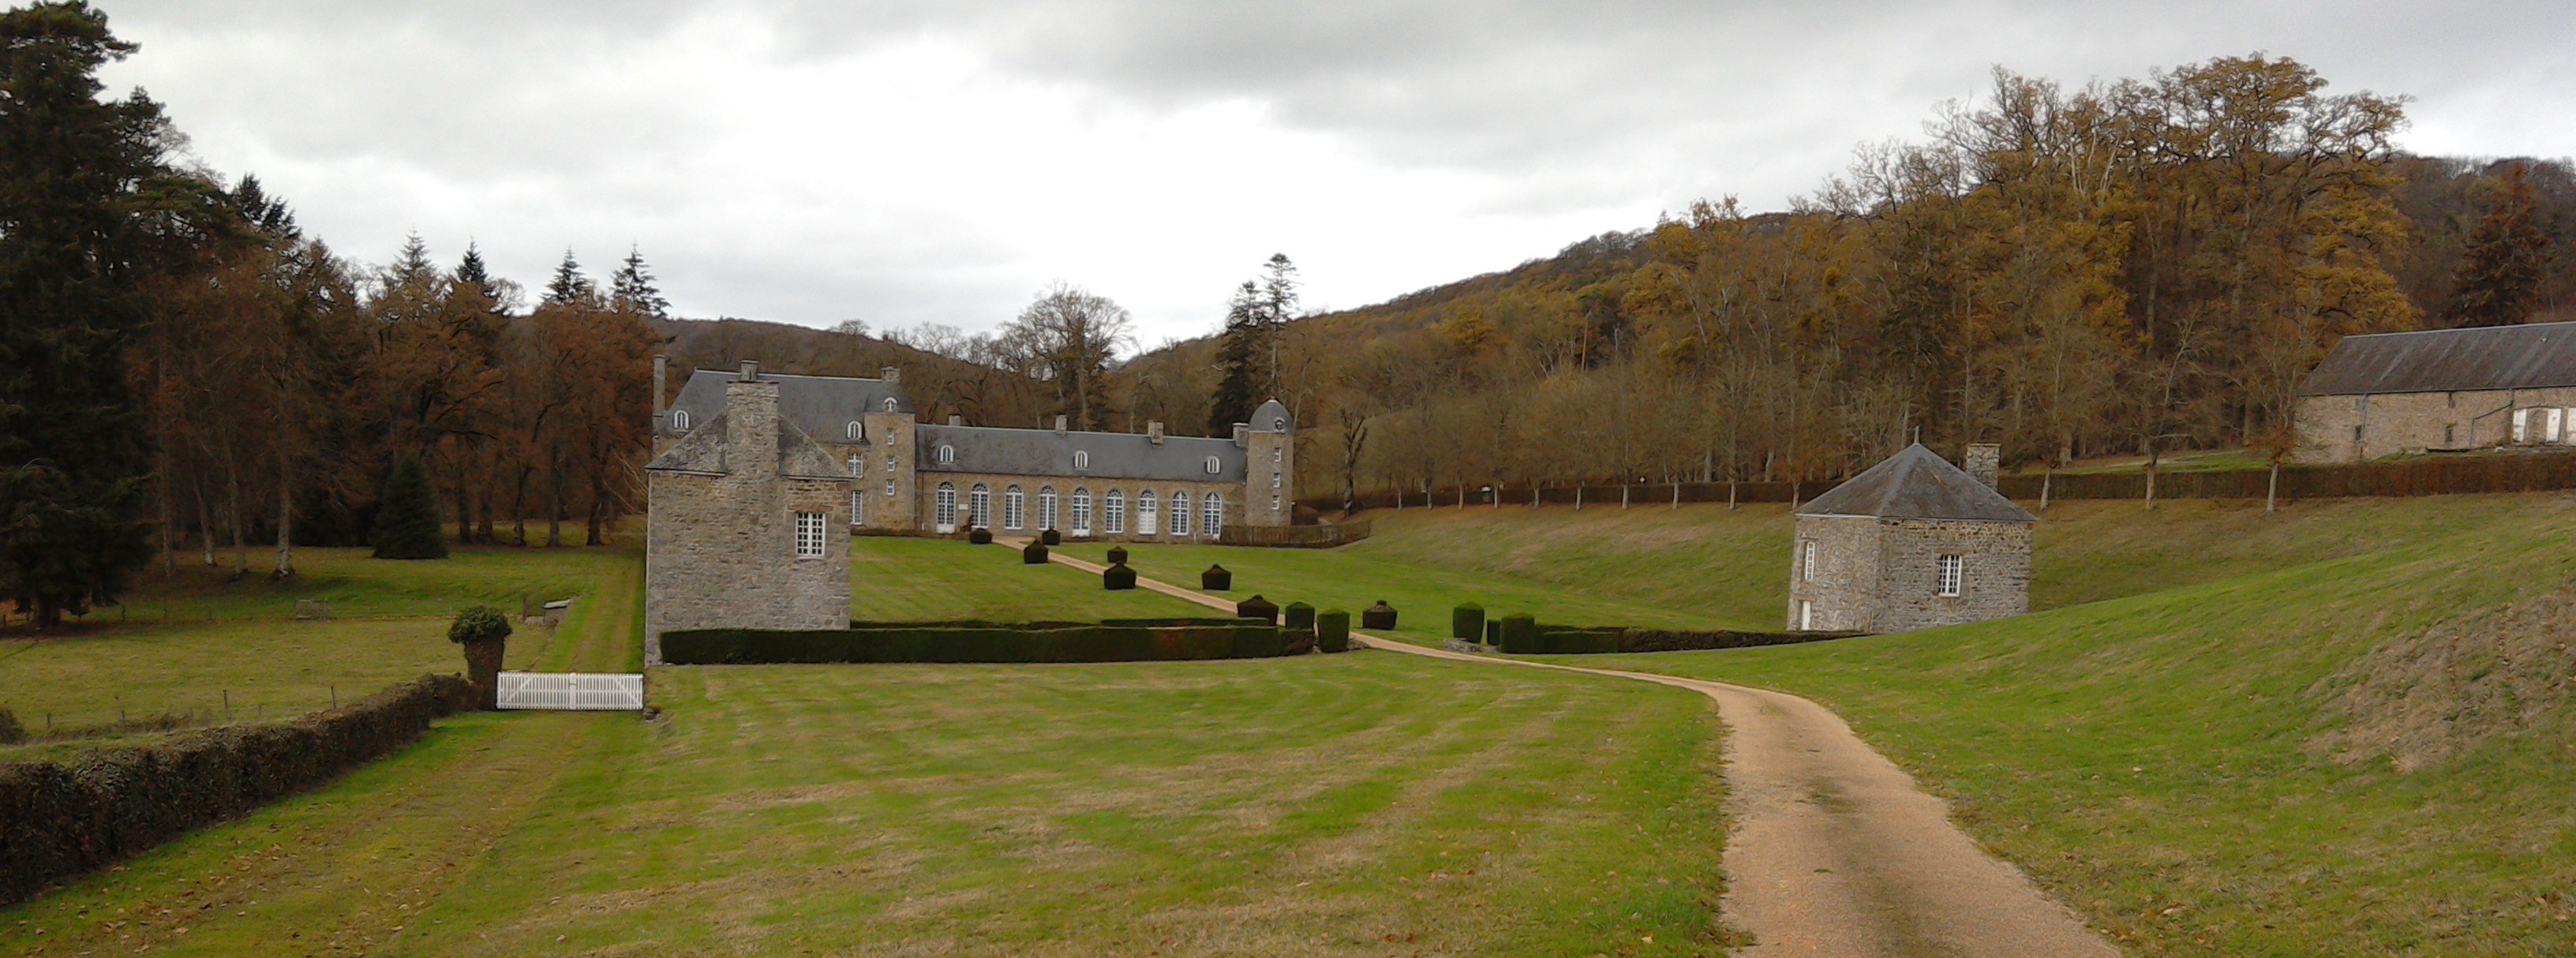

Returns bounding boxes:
[847,421,863,440]
[1105,489,1126,534]
[1203,492,1223,538]
[1071,488,1092,537]
[669,409,689,430]
[853,489,867,526]
[1936,554,1964,597]
[1004,485,1024,530]
[848,454,863,477]
[1204,455,1220,474]
[1801,541,1816,582]
[968,483,990,530]
[884,478,895,499]
[883,397,898,412]
[1074,450,1091,470]
[1167,491,1189,537]
[794,511,826,557]
[1136,488,1158,536]
[937,444,956,465]
[934,482,957,533]
[1039,486,1058,531]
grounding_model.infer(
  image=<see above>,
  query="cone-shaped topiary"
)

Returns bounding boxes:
[1451,603,1485,641]
[1316,610,1351,653]
[1201,563,1232,591]
[1105,545,1129,565]
[1022,540,1050,564]
[968,527,993,544]
[1497,613,1539,653]
[1103,563,1137,590]
[1361,601,1397,631]
[448,604,512,709]
[1041,529,1062,545]
[372,455,448,559]
[1282,601,1315,631]
[1236,594,1279,624]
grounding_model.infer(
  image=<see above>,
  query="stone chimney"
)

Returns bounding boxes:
[652,354,667,423]
[948,414,963,426]
[1147,420,1164,445]
[1231,423,1250,447]
[880,365,900,384]
[739,359,760,381]
[723,366,781,475]
[1964,443,2001,489]
[1054,415,1067,434]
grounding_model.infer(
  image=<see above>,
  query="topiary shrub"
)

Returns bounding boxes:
[1236,594,1279,624]
[1201,563,1232,591]
[1485,620,1501,646]
[1041,529,1062,545]
[1282,601,1315,631]
[1361,601,1397,631]
[1451,603,1485,642]
[371,455,448,559]
[1316,610,1351,653]
[968,527,993,544]
[1497,613,1540,653]
[1106,545,1129,565]
[447,605,512,709]
[1103,563,1137,590]
[0,707,23,745]
[1023,540,1050,564]
[1282,627,1317,655]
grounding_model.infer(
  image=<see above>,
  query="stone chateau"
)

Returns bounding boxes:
[642,360,1295,662]
[1786,443,2033,634]
[2296,320,2576,462]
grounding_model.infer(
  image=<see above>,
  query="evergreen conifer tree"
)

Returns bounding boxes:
[372,456,449,559]
[2443,163,2551,327]
[611,245,669,320]
[1206,254,1298,433]
[543,249,593,305]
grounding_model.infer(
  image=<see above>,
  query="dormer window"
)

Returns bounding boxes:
[937,444,956,465]
[670,410,690,430]
[1273,417,1286,431]
[1074,450,1090,470]
[883,397,898,412]
[1204,456,1220,474]
[847,421,863,440]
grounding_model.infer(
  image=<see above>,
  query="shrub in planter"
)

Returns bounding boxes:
[968,527,993,544]
[1451,603,1485,642]
[1236,594,1279,624]
[1485,620,1500,646]
[1106,545,1129,565]
[1282,601,1316,631]
[1201,563,1233,591]
[1103,563,1138,590]
[1041,529,1062,545]
[1282,627,1317,655]
[1022,541,1050,564]
[1496,613,1539,653]
[447,604,513,709]
[1316,610,1351,653]
[1361,601,1398,631]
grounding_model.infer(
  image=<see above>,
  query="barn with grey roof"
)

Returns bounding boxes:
[2295,320,2576,462]
[1786,443,2033,634]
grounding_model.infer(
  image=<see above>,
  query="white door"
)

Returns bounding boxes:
[1799,601,1814,631]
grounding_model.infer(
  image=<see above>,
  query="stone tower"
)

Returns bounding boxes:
[1241,399,1295,528]
[642,361,855,664]
[1785,443,2032,634]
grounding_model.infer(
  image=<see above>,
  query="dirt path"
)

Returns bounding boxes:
[1050,549,2115,957]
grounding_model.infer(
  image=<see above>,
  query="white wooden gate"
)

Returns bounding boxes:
[496,672,645,711]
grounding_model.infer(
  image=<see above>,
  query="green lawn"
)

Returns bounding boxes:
[35,543,636,626]
[852,535,1215,621]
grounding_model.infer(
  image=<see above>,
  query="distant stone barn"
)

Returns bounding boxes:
[2296,320,2576,462]
[1785,443,2034,634]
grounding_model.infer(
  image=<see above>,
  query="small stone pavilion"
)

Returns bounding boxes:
[1786,443,2033,634]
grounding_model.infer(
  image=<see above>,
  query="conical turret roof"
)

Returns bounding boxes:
[1795,444,2033,522]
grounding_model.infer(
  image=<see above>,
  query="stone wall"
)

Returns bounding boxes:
[1245,428,1293,528]
[1871,518,2030,633]
[2295,387,2576,463]
[1785,515,1882,631]
[643,380,853,665]
[908,470,1243,541]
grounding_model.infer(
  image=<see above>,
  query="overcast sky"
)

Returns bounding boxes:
[94,1,2576,348]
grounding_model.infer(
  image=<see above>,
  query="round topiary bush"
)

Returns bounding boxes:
[1236,594,1279,624]
[1282,601,1315,631]
[1103,563,1137,590]
[1023,540,1050,564]
[1105,545,1129,565]
[1451,603,1485,642]
[1041,529,1062,545]
[1361,601,1398,631]
[1316,610,1351,653]
[968,527,993,544]
[1201,563,1232,591]
[448,605,513,710]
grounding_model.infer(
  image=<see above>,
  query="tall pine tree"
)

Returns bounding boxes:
[0,2,198,627]
[371,455,447,559]
[1205,254,1299,433]
[2443,163,2551,327]
[544,249,593,305]
[611,245,668,320]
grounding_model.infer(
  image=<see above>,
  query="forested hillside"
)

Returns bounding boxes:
[1125,55,2576,507]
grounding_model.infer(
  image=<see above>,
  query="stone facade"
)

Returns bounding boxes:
[2293,387,2576,463]
[898,470,1245,541]
[1785,443,2034,634]
[643,370,854,665]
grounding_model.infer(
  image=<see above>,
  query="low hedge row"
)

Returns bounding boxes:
[1612,628,1865,653]
[847,618,1246,629]
[663,623,1292,664]
[0,673,475,907]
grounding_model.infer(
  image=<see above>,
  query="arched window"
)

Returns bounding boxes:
[1003,485,1025,530]
[847,421,863,440]
[1074,450,1091,470]
[937,444,956,465]
[1204,455,1220,474]
[670,409,690,430]
[1070,488,1092,537]
[1039,486,1058,531]
[847,454,862,477]
[1136,488,1158,536]
[968,483,990,530]
[934,482,957,533]
[1104,489,1125,534]
[1203,492,1223,538]
[1167,491,1189,537]
[883,397,898,412]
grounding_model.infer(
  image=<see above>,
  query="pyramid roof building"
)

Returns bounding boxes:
[1795,444,2033,523]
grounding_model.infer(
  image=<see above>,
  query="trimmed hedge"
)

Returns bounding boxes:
[1361,601,1398,630]
[1201,564,1232,591]
[1484,620,1500,646]
[1496,613,1541,653]
[1316,610,1351,653]
[0,673,474,907]
[1282,601,1315,631]
[1451,603,1485,642]
[1105,545,1129,565]
[1041,529,1062,545]
[661,623,1291,665]
[968,528,994,544]
[1613,628,1864,653]
[1535,626,1625,655]
[848,618,1246,629]
[1282,627,1317,656]
[1103,563,1137,590]
[1023,541,1050,564]
[1237,595,1279,624]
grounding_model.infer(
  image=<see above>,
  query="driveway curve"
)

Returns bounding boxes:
[1043,548,2117,957]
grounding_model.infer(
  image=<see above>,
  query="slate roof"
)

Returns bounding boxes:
[916,424,1247,483]
[2299,320,2576,396]
[1249,399,1294,432]
[660,370,912,440]
[1795,444,2034,522]
[643,409,848,480]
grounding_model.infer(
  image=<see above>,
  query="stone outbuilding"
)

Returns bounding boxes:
[642,361,856,665]
[1786,443,2033,634]
[2295,320,2576,462]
